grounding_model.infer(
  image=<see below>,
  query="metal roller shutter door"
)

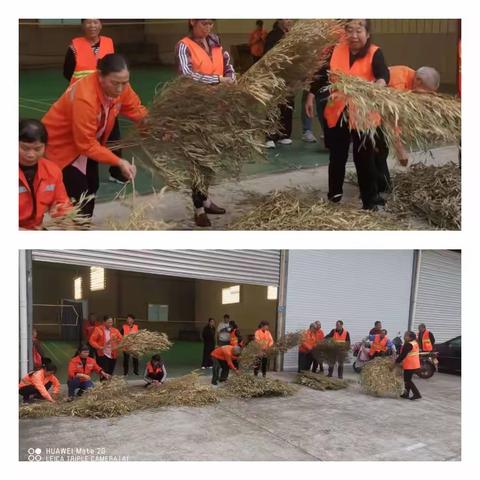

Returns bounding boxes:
[283,250,414,370]
[31,250,281,286]
[412,251,461,342]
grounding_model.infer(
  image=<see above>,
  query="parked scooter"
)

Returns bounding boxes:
[416,351,439,379]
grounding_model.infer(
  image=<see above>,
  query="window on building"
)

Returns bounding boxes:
[74,277,82,300]
[222,285,240,305]
[147,304,169,322]
[90,267,105,292]
[267,286,278,300]
[38,19,82,25]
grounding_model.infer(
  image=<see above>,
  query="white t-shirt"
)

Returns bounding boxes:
[103,328,112,359]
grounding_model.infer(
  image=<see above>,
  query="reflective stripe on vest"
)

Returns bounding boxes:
[420,330,433,352]
[71,36,115,84]
[402,340,420,370]
[179,37,224,76]
[333,329,348,343]
[370,334,388,354]
[324,43,379,128]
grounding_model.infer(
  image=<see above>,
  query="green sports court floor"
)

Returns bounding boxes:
[20,66,329,202]
[40,340,205,383]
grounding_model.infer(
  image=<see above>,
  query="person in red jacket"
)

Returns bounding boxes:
[82,313,100,357]
[67,344,111,400]
[254,321,274,377]
[121,314,139,376]
[19,119,72,229]
[88,315,123,375]
[249,20,267,63]
[42,53,148,217]
[19,364,60,403]
[211,345,241,385]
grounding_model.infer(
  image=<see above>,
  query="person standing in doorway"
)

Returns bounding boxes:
[249,20,267,64]
[325,320,351,379]
[201,318,216,369]
[254,321,274,377]
[217,314,232,346]
[396,331,422,400]
[89,315,123,376]
[121,314,139,376]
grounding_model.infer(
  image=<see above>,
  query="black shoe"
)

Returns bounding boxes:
[327,374,333,378]
[338,376,343,380]
[362,204,379,211]
[212,381,218,386]
[204,203,226,215]
[134,371,139,376]
[328,194,342,203]
[410,395,422,401]
[400,393,410,399]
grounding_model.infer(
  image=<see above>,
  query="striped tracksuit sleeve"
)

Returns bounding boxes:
[176,42,221,84]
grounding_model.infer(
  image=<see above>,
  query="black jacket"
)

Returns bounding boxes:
[264,25,285,54]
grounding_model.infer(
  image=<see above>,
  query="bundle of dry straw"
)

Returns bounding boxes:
[231,190,410,230]
[42,193,94,230]
[222,372,297,399]
[266,331,303,356]
[388,163,461,230]
[295,371,347,391]
[329,73,461,153]
[118,329,173,358]
[360,357,404,398]
[119,20,344,193]
[311,339,351,366]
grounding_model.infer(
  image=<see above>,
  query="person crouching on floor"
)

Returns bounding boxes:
[144,354,168,387]
[19,364,60,403]
[67,344,111,400]
[211,345,242,385]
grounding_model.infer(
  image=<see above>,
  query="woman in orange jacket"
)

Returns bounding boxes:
[254,321,274,377]
[19,119,72,229]
[395,331,422,400]
[176,19,236,227]
[298,323,318,373]
[88,315,123,376]
[67,344,111,400]
[19,364,60,403]
[42,53,148,217]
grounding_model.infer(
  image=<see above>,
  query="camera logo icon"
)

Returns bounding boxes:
[27,448,42,461]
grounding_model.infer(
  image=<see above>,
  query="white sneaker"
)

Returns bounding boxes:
[278,138,293,145]
[302,130,317,143]
[265,140,276,149]
[108,175,127,185]
[201,366,206,370]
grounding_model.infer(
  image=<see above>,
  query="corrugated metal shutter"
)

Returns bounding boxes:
[283,250,414,370]
[31,250,281,286]
[412,251,461,342]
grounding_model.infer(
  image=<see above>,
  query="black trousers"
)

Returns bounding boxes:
[63,159,99,217]
[374,129,391,193]
[20,381,52,401]
[123,352,139,375]
[192,169,214,209]
[312,356,324,373]
[327,362,344,379]
[97,355,117,376]
[107,118,128,182]
[202,342,215,367]
[404,369,421,397]
[145,371,165,386]
[267,96,295,141]
[324,118,379,209]
[212,358,230,384]
[298,351,313,372]
[254,356,268,377]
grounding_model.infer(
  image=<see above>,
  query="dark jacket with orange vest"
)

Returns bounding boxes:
[396,340,420,370]
[388,65,415,91]
[19,159,72,229]
[417,330,435,352]
[369,334,388,355]
[211,345,239,370]
[176,34,235,84]
[67,355,103,380]
[89,325,123,359]
[42,72,147,171]
[144,360,167,383]
[19,369,60,402]
[325,328,351,344]
[67,36,115,84]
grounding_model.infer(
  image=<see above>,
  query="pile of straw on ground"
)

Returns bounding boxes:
[118,20,344,193]
[230,190,413,230]
[139,373,219,408]
[118,330,172,358]
[106,202,173,231]
[311,339,351,366]
[222,372,297,399]
[239,341,265,371]
[360,357,404,398]
[329,73,461,153]
[295,371,348,391]
[388,163,461,230]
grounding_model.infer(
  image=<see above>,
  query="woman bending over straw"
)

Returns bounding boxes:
[175,19,236,227]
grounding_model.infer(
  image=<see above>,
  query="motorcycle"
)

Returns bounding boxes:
[416,351,439,379]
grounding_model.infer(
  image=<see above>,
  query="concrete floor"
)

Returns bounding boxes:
[19,370,460,461]
[91,145,459,230]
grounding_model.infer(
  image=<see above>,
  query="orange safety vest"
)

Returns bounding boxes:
[315,329,325,342]
[179,37,224,76]
[388,65,415,91]
[230,329,239,346]
[70,36,114,84]
[19,158,72,229]
[19,369,61,402]
[324,42,381,128]
[418,330,433,352]
[333,329,348,343]
[249,29,267,57]
[369,334,388,355]
[299,330,318,353]
[255,328,274,350]
[146,361,163,376]
[123,324,139,336]
[67,355,102,380]
[402,340,420,370]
